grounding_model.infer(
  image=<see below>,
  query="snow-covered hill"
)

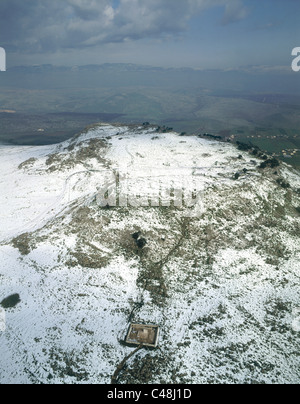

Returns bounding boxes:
[0,123,299,384]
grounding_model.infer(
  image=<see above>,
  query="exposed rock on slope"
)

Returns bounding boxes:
[0,123,299,384]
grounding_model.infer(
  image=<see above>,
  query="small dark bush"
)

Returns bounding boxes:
[136,238,147,249]
[259,158,280,170]
[1,294,21,309]
[237,141,252,151]
[269,158,280,168]
[259,161,267,169]
[276,178,291,189]
[132,232,141,240]
[204,134,222,140]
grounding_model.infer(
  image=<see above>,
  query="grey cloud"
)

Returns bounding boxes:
[221,0,249,25]
[0,0,248,53]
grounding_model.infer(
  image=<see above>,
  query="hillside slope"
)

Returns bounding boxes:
[0,123,299,384]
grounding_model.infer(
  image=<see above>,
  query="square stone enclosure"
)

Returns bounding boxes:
[125,324,160,348]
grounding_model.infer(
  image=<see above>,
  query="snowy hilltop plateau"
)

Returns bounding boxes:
[0,123,299,384]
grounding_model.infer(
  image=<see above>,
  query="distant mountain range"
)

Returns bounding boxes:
[2,62,298,94]
[7,63,293,74]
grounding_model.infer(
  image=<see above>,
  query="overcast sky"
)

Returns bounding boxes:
[0,0,299,69]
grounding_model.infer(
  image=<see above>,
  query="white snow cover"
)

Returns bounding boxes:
[0,123,299,384]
